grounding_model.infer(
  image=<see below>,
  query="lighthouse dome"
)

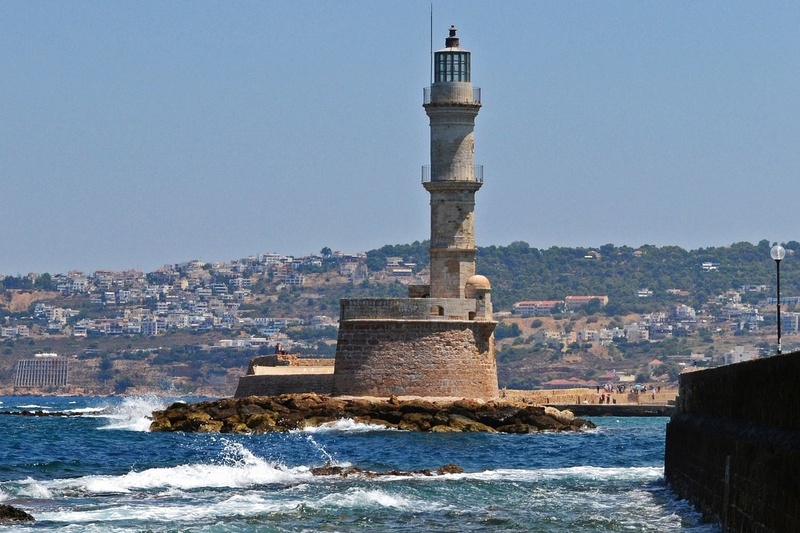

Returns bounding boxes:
[465,274,491,291]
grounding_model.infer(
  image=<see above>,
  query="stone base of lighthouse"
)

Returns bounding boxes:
[332,298,498,399]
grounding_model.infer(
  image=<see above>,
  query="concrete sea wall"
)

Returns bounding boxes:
[664,352,800,531]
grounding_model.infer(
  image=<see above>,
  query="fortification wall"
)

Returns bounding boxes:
[333,319,497,398]
[234,372,334,398]
[339,298,478,321]
[664,352,800,531]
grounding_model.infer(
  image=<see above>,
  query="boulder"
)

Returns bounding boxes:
[0,504,34,524]
[447,414,496,433]
[544,406,575,425]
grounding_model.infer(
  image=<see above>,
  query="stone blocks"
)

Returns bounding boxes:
[333,316,497,398]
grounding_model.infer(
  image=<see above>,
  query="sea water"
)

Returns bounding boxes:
[0,396,720,532]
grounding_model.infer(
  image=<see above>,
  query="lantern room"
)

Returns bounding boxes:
[433,25,471,83]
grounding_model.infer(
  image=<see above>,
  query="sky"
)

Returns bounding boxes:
[2,2,799,275]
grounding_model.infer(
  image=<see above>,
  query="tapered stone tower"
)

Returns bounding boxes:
[332,26,497,399]
[424,25,482,299]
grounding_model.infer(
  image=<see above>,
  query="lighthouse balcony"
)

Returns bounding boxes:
[422,164,483,183]
[424,84,481,106]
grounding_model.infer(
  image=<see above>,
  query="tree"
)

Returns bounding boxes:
[584,298,603,315]
[698,328,713,343]
[34,273,55,291]
[114,377,135,394]
[494,322,521,340]
[320,247,332,258]
[656,362,682,382]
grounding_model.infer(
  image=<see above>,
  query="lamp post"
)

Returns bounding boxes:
[771,244,786,355]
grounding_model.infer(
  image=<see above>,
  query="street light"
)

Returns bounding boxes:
[770,244,786,355]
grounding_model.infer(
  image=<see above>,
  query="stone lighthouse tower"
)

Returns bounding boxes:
[423,25,483,299]
[331,26,498,399]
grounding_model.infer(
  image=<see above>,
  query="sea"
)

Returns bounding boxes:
[0,395,720,532]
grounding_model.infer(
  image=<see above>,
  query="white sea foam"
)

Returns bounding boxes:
[439,465,664,483]
[64,406,108,415]
[1,477,54,500]
[97,395,169,431]
[39,492,302,524]
[300,418,395,433]
[314,488,439,511]
[16,404,48,410]
[43,441,311,496]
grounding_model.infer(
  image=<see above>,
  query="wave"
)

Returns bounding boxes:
[0,476,55,500]
[443,465,664,484]
[15,404,49,410]
[2,441,312,499]
[96,395,170,431]
[36,492,305,525]
[64,406,108,415]
[314,487,442,511]
[3,461,663,501]
[299,418,396,433]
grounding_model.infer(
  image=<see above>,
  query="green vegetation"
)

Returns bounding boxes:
[477,240,797,312]
[366,241,429,272]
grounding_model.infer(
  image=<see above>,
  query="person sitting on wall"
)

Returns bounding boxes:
[274,342,286,355]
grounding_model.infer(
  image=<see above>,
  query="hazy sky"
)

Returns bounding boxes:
[2,2,798,275]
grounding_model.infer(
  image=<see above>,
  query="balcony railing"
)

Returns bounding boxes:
[421,164,483,183]
[423,85,481,105]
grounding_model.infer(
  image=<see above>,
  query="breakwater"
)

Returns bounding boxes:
[149,393,595,434]
[664,352,800,531]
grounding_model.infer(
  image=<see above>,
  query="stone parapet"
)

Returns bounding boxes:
[339,297,479,322]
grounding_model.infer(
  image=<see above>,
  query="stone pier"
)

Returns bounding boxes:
[664,352,800,531]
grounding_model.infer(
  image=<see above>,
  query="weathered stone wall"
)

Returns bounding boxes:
[333,319,497,398]
[234,373,334,398]
[664,353,800,531]
[340,298,479,321]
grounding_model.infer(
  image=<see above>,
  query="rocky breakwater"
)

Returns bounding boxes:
[150,393,595,434]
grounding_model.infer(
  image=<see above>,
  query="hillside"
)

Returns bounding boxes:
[0,239,796,395]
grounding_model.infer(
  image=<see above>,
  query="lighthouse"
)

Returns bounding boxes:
[237,25,497,399]
[423,25,483,299]
[330,25,498,399]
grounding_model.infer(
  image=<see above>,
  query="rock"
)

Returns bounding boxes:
[398,399,437,414]
[436,464,464,475]
[148,394,596,434]
[430,424,460,433]
[0,504,34,523]
[310,463,464,478]
[400,412,433,431]
[447,414,496,433]
[148,417,172,432]
[496,423,536,434]
[544,406,575,425]
[245,413,277,433]
[311,465,364,477]
[196,420,224,433]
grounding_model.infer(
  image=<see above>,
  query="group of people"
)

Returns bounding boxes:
[596,383,662,403]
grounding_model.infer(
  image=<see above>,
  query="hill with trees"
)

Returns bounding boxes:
[1,239,797,394]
